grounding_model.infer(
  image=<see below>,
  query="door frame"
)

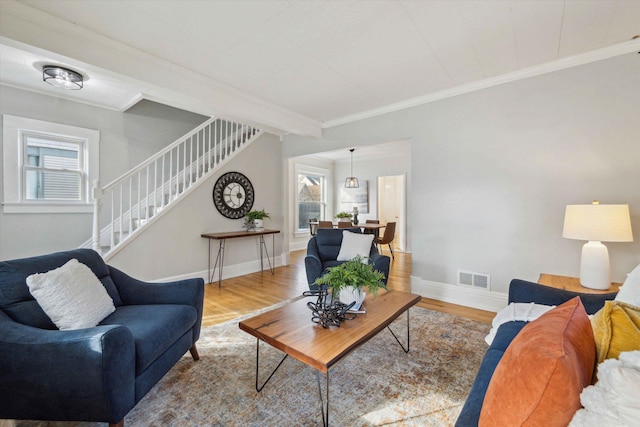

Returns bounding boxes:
[376,174,406,252]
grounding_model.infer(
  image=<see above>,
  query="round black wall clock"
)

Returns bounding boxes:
[212,171,255,219]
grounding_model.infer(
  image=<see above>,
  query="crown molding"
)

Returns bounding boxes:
[323,39,640,129]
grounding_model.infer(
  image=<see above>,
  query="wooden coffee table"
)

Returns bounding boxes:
[239,290,421,426]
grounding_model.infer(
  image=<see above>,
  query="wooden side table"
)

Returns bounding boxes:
[538,273,621,294]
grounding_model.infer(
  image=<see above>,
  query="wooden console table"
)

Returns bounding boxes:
[201,229,280,287]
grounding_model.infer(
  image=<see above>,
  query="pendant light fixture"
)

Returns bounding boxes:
[42,65,83,90]
[345,148,359,188]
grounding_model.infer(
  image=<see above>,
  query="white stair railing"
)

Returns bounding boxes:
[90,117,262,258]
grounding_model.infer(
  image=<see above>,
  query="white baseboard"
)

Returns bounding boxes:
[281,251,290,266]
[410,276,508,313]
[157,255,283,284]
[289,240,308,252]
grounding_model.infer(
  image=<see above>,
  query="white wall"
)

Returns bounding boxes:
[284,53,640,309]
[0,86,207,260]
[109,133,283,281]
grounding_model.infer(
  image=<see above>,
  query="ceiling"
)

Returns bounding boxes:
[309,140,411,162]
[1,0,640,136]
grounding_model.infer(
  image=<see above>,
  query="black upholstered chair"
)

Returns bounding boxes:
[305,228,390,290]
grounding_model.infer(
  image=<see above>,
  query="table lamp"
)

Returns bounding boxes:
[562,201,633,290]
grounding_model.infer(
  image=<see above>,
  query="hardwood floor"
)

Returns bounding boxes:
[202,249,495,328]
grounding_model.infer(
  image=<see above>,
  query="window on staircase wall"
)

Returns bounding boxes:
[2,115,99,214]
[295,165,328,233]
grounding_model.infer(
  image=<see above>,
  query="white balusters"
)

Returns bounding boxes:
[91,117,262,255]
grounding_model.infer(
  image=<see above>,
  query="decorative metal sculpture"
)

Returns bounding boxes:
[303,289,356,328]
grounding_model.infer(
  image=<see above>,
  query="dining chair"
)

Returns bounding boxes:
[337,221,353,228]
[308,218,318,236]
[363,219,379,235]
[318,220,333,229]
[375,221,396,260]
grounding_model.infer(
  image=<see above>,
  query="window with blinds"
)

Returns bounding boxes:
[3,114,99,214]
[23,133,84,201]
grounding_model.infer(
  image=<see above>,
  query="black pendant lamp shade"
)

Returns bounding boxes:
[345,148,359,188]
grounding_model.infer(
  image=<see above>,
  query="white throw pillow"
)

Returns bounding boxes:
[615,264,640,308]
[569,350,640,426]
[336,231,374,262]
[26,259,115,330]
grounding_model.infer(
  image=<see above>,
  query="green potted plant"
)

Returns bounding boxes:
[314,256,387,308]
[245,209,270,231]
[335,211,353,223]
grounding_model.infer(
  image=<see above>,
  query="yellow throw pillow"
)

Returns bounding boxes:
[591,300,640,363]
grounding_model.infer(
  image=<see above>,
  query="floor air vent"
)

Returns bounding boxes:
[458,270,491,290]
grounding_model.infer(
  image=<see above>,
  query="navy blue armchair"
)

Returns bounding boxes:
[0,249,204,427]
[305,228,391,290]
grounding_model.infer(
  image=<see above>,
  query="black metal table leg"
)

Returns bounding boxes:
[315,370,329,427]
[259,235,275,274]
[212,239,225,287]
[387,309,411,353]
[255,339,288,392]
[207,239,212,283]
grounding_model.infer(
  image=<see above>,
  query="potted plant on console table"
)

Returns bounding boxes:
[314,256,387,311]
[244,209,270,231]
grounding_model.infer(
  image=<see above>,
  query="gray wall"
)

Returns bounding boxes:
[0,86,207,260]
[284,53,640,295]
[108,132,283,281]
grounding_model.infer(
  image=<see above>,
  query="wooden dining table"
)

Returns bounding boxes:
[357,223,385,231]
[310,221,385,230]
[309,221,385,238]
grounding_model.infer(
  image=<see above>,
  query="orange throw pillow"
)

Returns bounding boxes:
[479,297,595,427]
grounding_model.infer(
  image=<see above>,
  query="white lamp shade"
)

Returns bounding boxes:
[562,204,633,242]
[563,203,633,290]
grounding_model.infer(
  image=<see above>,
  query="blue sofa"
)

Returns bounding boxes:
[455,279,617,426]
[0,249,204,427]
[305,227,391,290]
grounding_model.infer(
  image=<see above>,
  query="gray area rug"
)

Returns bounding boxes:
[17,302,489,427]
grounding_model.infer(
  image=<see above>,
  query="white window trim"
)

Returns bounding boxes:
[294,163,329,234]
[3,115,99,214]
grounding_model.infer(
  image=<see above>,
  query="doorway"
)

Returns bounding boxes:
[377,175,405,252]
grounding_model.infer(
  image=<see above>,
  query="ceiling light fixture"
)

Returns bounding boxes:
[345,148,359,188]
[42,65,83,90]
